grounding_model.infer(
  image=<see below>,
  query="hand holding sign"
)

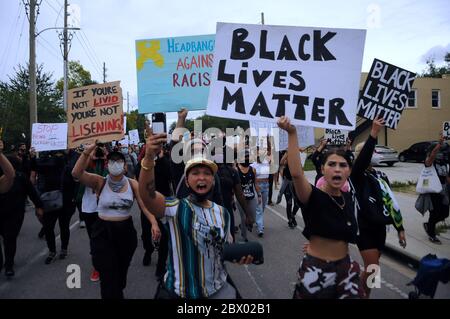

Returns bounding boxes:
[370,117,385,138]
[277,116,296,134]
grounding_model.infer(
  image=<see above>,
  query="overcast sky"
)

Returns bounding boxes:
[1,0,449,125]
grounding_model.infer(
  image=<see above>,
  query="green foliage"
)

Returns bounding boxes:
[56,60,97,92]
[126,110,147,142]
[421,52,450,78]
[0,64,64,148]
[169,114,249,133]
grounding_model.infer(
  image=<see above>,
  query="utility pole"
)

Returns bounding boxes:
[261,12,265,25]
[63,0,69,111]
[29,0,37,135]
[127,91,130,113]
[103,62,107,83]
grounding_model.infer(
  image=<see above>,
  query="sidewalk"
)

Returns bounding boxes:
[270,171,450,264]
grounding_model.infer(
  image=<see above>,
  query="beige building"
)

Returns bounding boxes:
[314,73,450,152]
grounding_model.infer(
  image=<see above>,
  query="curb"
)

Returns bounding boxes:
[383,243,420,269]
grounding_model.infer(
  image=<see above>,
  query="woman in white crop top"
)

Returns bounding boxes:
[72,145,160,299]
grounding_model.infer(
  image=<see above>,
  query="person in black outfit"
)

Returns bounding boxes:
[279,152,300,228]
[0,156,44,277]
[423,136,450,244]
[310,138,328,185]
[31,150,76,263]
[136,146,170,280]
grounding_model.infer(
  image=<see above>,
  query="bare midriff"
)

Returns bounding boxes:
[307,236,349,261]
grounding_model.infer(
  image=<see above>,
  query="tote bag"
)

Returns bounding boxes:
[416,166,442,194]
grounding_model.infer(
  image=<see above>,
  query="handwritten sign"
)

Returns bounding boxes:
[325,129,348,145]
[31,123,68,151]
[443,122,450,140]
[357,59,416,129]
[136,34,215,113]
[128,129,140,145]
[207,22,366,130]
[67,81,124,148]
[118,135,129,147]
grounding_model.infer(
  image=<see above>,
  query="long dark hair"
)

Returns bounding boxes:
[321,149,353,168]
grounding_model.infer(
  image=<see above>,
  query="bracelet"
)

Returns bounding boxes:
[141,158,155,171]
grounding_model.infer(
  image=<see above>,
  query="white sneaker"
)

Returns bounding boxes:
[79,221,86,228]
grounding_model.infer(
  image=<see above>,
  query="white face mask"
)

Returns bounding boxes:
[108,161,124,176]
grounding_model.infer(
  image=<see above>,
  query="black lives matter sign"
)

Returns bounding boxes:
[357,59,415,129]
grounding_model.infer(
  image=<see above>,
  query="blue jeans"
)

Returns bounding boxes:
[255,181,269,233]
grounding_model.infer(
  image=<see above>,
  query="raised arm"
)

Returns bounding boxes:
[311,139,327,171]
[277,117,312,204]
[138,124,167,218]
[425,133,444,167]
[171,108,189,144]
[71,143,104,192]
[0,140,15,193]
[352,118,384,178]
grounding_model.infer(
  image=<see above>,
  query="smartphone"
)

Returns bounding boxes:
[152,113,166,134]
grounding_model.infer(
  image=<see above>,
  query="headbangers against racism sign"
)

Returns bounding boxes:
[67,81,124,148]
[207,22,366,130]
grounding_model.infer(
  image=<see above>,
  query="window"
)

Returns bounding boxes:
[407,89,417,108]
[432,90,440,108]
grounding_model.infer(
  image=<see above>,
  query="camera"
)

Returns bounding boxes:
[222,241,264,265]
[95,147,104,158]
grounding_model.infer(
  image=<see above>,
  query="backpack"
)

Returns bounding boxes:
[356,171,392,225]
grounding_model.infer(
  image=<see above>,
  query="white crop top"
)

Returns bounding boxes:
[97,178,134,219]
[81,186,98,213]
[252,162,270,179]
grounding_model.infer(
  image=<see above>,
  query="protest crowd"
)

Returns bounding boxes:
[1,22,449,300]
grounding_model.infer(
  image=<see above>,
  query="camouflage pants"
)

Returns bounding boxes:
[293,254,364,299]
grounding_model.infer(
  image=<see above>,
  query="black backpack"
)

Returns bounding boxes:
[354,172,392,225]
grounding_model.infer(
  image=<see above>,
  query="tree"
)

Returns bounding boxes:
[56,60,97,93]
[421,52,450,78]
[169,114,249,133]
[126,110,147,142]
[0,64,64,148]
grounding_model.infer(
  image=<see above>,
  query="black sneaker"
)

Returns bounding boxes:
[429,236,442,245]
[276,197,282,205]
[292,218,297,227]
[45,252,56,264]
[59,249,68,259]
[288,221,295,228]
[258,232,264,238]
[143,252,151,266]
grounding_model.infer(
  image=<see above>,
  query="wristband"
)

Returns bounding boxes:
[141,158,155,171]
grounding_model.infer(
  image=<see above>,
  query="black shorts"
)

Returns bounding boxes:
[357,225,386,251]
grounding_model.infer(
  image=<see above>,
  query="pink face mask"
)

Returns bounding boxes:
[315,176,350,193]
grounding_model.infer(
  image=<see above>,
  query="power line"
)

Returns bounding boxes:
[37,38,63,62]
[0,2,24,76]
[74,32,103,80]
[43,0,60,15]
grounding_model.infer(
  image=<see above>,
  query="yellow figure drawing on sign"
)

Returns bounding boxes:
[136,40,164,71]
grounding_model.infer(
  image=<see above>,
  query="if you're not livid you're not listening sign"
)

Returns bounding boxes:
[207,22,366,130]
[67,81,124,148]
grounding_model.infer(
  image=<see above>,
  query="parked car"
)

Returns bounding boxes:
[371,145,399,166]
[398,141,437,163]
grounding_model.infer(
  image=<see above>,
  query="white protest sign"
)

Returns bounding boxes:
[300,152,307,166]
[128,129,140,145]
[443,122,450,140]
[123,116,127,134]
[31,123,68,152]
[325,129,348,145]
[207,22,366,130]
[118,135,129,147]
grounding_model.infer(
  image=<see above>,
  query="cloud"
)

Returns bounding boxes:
[420,43,450,63]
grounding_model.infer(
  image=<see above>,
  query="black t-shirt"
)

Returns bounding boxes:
[217,164,241,210]
[301,185,358,244]
[31,155,66,193]
[237,165,255,199]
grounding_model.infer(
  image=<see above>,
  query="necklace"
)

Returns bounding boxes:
[328,193,345,210]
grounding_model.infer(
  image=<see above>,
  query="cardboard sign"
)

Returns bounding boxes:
[206,22,366,130]
[31,123,68,151]
[357,59,416,129]
[67,81,124,148]
[129,129,140,145]
[325,128,348,145]
[136,34,215,113]
[443,122,450,140]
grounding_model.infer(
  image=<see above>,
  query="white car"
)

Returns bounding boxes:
[371,145,399,167]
